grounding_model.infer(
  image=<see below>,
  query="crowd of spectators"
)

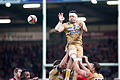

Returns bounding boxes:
[0,37,118,80]
[0,42,42,80]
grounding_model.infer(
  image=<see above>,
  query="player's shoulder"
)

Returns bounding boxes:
[63,22,70,26]
[98,73,104,78]
[92,73,98,77]
[49,69,55,73]
[49,68,57,74]
[92,73,104,78]
[93,73,98,75]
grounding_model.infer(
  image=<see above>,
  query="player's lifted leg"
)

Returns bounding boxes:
[64,44,77,80]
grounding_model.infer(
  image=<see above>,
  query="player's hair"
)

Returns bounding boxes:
[13,68,21,74]
[20,69,30,78]
[93,62,101,73]
[69,10,77,14]
[53,60,61,68]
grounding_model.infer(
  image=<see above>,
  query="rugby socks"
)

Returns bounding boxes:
[64,69,71,80]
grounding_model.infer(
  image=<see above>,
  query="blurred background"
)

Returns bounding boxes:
[0,0,118,80]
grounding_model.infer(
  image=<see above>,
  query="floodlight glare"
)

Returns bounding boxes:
[5,2,11,7]
[91,0,97,4]
[0,19,11,23]
[107,1,119,5]
[23,4,41,8]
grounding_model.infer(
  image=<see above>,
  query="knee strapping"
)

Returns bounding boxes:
[74,58,82,62]
[69,49,77,59]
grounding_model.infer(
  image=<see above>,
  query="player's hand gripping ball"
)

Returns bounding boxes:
[27,15,37,24]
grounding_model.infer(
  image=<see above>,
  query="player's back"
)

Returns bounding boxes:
[49,68,64,80]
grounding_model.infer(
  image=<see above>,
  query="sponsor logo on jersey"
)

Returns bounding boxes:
[77,26,80,28]
[94,78,104,80]
[68,29,80,34]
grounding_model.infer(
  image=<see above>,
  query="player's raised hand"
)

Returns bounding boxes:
[77,20,83,27]
[82,56,88,62]
[58,13,65,23]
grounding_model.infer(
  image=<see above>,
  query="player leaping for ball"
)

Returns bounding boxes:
[54,10,87,80]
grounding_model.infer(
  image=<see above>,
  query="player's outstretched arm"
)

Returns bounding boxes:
[73,61,91,78]
[78,20,87,32]
[83,56,91,70]
[82,21,87,32]
[55,13,65,32]
[79,60,90,72]
[59,50,69,68]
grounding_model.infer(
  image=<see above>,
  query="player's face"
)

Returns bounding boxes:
[25,72,30,80]
[69,15,77,23]
[16,69,22,78]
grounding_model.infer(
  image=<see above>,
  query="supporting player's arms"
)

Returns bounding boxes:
[73,61,91,78]
[59,51,69,68]
[77,69,92,78]
[49,68,59,80]
[82,56,92,70]
[79,61,90,72]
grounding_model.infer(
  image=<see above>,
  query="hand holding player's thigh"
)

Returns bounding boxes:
[83,56,88,62]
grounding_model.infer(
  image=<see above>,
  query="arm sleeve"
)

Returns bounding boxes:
[55,22,64,32]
